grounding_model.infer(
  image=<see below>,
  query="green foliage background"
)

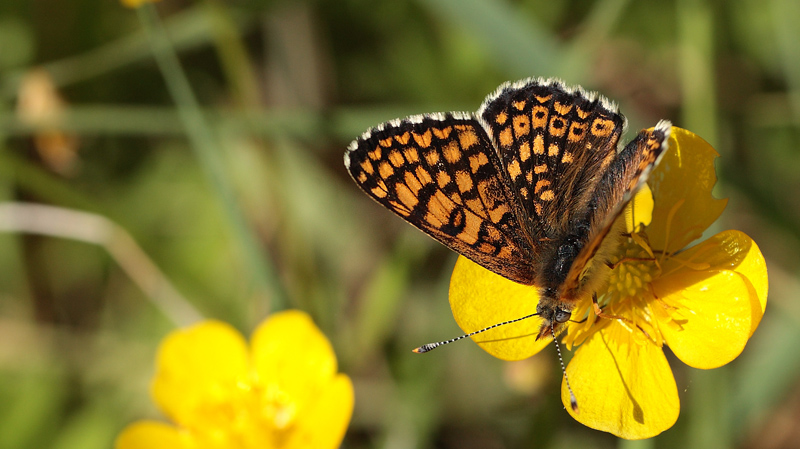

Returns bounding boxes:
[1,0,798,448]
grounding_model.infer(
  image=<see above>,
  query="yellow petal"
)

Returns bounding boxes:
[120,0,161,8]
[653,231,767,368]
[662,230,767,321]
[563,321,679,439]
[449,256,551,361]
[646,127,728,253]
[653,270,753,369]
[623,184,655,233]
[115,421,191,449]
[250,310,338,412]
[151,321,250,429]
[287,374,355,449]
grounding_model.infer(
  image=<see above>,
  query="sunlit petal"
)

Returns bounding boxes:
[564,322,679,439]
[653,231,768,368]
[450,256,550,360]
[646,128,728,253]
[624,184,654,232]
[115,421,191,449]
[151,321,250,429]
[662,230,767,320]
[653,269,754,369]
[251,310,338,412]
[288,374,355,449]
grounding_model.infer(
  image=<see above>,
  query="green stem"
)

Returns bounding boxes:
[137,4,287,312]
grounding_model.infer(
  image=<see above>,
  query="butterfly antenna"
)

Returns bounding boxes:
[552,320,579,414]
[412,313,538,353]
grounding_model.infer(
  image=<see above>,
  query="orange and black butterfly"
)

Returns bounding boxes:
[344,77,670,341]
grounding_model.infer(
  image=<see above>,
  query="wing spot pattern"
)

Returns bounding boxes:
[360,159,374,175]
[436,171,451,188]
[519,141,531,162]
[443,141,462,163]
[405,171,424,195]
[568,122,587,142]
[388,150,404,167]
[404,147,420,163]
[379,161,394,179]
[513,114,530,137]
[489,203,510,224]
[432,127,452,139]
[415,166,433,185]
[469,153,489,173]
[533,134,545,155]
[413,130,432,148]
[499,127,513,147]
[554,101,573,115]
[425,150,439,166]
[394,132,411,145]
[458,128,479,149]
[455,212,482,244]
[455,170,474,193]
[508,160,522,180]
[591,118,614,137]
[549,116,567,137]
[535,179,551,194]
[531,106,548,129]
[370,186,388,198]
[396,183,418,209]
[369,147,381,160]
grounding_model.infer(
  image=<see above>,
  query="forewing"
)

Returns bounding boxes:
[345,113,537,284]
[478,78,626,238]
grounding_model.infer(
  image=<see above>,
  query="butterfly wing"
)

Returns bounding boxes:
[344,113,537,284]
[559,120,671,299]
[478,78,627,241]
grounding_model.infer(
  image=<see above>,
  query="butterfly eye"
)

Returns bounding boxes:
[554,309,571,323]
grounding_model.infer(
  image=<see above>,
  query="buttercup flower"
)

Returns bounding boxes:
[116,310,354,449]
[449,127,768,439]
[120,0,161,8]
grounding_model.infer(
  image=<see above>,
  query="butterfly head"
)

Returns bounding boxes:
[535,289,574,340]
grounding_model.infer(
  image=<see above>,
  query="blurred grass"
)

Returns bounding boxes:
[0,0,799,448]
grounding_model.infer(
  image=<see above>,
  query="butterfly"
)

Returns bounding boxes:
[344,77,670,341]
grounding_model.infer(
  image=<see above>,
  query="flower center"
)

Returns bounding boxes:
[605,236,661,305]
[264,385,297,430]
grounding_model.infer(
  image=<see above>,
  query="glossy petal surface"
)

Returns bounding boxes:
[151,321,250,429]
[450,256,550,360]
[115,422,189,449]
[654,231,768,368]
[646,128,728,253]
[564,322,679,439]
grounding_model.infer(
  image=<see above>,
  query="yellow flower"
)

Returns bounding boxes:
[120,0,161,8]
[116,310,354,449]
[449,127,768,439]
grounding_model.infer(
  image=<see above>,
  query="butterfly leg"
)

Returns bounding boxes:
[592,293,656,342]
[604,257,656,271]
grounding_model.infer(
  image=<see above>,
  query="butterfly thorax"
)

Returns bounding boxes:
[533,230,589,339]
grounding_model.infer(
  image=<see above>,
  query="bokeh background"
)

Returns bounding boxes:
[1,0,798,448]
